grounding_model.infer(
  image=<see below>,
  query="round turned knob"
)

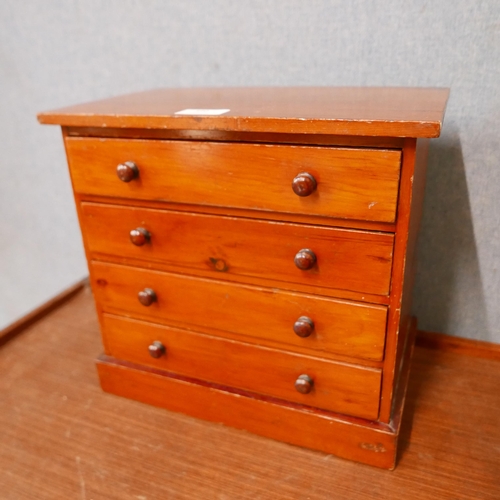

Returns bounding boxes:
[130,227,151,246]
[294,249,317,270]
[138,288,157,306]
[293,316,315,338]
[148,341,166,359]
[116,161,139,182]
[292,172,317,197]
[295,374,314,394]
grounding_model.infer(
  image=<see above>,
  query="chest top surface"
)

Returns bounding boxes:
[38,86,449,138]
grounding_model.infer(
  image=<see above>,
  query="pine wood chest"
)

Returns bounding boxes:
[39,87,448,469]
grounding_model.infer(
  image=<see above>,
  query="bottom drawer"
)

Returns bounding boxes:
[102,314,382,420]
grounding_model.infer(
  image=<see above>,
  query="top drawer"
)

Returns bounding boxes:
[65,138,402,223]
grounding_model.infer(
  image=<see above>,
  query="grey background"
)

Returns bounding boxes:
[1,1,499,342]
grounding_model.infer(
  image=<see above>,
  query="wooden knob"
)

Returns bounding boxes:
[294,249,316,270]
[148,341,166,359]
[293,316,315,337]
[130,227,151,246]
[138,288,157,306]
[117,161,139,182]
[292,172,317,197]
[295,374,314,394]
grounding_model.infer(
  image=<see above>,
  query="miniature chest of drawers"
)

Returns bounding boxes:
[39,87,448,469]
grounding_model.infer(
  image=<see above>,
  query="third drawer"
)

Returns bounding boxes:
[91,261,388,361]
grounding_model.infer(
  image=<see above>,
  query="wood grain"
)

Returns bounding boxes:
[38,86,449,138]
[1,289,499,498]
[101,314,382,419]
[77,192,398,243]
[98,357,393,466]
[37,87,453,474]
[417,330,500,361]
[90,261,388,362]
[80,202,394,297]
[380,138,426,422]
[65,137,402,223]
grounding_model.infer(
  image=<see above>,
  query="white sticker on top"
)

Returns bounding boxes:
[175,108,230,116]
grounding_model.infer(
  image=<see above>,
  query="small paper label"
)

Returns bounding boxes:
[175,108,230,116]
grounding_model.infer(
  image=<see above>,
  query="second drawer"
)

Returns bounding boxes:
[102,314,382,420]
[91,262,388,361]
[81,202,394,296]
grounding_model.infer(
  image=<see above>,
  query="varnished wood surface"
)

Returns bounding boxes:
[97,316,416,469]
[38,88,452,473]
[65,137,402,223]
[0,288,498,498]
[98,356,394,468]
[64,126,407,148]
[38,87,449,138]
[383,139,430,421]
[101,314,382,419]
[380,138,423,422]
[81,202,394,297]
[76,192,398,244]
[416,330,500,361]
[96,317,416,469]
[90,261,388,363]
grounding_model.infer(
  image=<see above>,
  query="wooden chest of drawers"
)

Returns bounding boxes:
[39,87,448,469]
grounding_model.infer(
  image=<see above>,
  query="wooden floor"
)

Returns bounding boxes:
[0,287,499,500]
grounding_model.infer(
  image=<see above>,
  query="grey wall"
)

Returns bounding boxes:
[1,1,499,341]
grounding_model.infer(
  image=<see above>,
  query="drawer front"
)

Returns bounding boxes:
[66,138,401,223]
[102,314,382,419]
[82,202,394,296]
[91,262,388,361]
